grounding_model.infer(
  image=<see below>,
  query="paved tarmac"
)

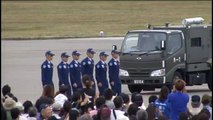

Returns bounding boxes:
[1,37,212,109]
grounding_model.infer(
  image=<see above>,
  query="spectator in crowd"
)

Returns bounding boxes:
[15,101,28,120]
[82,74,96,111]
[54,84,68,107]
[179,112,188,120]
[146,95,158,120]
[155,86,170,119]
[90,96,106,117]
[111,96,128,120]
[10,107,21,120]
[136,109,148,120]
[96,105,111,120]
[52,102,62,119]
[39,103,53,120]
[120,93,130,113]
[201,94,212,120]
[69,108,80,120]
[60,101,71,120]
[28,106,37,120]
[79,113,93,120]
[166,79,189,120]
[131,92,146,110]
[95,51,109,96]
[2,84,11,97]
[127,103,139,120]
[22,100,33,118]
[41,85,55,99]
[3,97,16,120]
[71,92,89,115]
[190,95,202,116]
[104,88,115,109]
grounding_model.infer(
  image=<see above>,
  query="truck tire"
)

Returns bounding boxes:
[207,68,212,91]
[128,85,143,93]
[167,71,183,92]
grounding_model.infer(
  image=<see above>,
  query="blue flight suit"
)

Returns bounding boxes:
[57,61,72,96]
[108,58,121,95]
[95,61,109,96]
[41,60,54,87]
[81,57,96,90]
[70,60,83,93]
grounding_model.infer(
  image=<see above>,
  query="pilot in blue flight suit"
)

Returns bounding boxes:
[41,51,55,91]
[95,51,109,96]
[81,48,96,91]
[70,50,83,93]
[57,52,72,97]
[108,50,121,95]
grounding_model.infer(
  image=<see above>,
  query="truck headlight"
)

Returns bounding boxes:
[119,69,129,76]
[150,69,165,76]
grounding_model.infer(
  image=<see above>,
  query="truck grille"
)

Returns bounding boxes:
[128,69,151,77]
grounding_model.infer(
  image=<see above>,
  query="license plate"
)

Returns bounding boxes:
[134,80,144,84]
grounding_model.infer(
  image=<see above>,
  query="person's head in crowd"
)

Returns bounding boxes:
[28,106,37,118]
[35,96,54,113]
[45,50,55,61]
[178,112,188,120]
[69,108,80,120]
[52,102,62,114]
[72,50,81,61]
[63,101,72,114]
[174,79,186,92]
[10,108,20,120]
[131,92,143,107]
[99,51,109,62]
[191,95,201,108]
[136,109,148,120]
[104,88,114,100]
[128,103,140,117]
[48,116,58,120]
[82,74,92,89]
[40,104,53,119]
[198,108,211,120]
[113,96,124,109]
[98,105,111,120]
[2,84,11,97]
[42,85,55,99]
[59,84,68,95]
[95,96,106,109]
[201,94,211,106]
[148,95,158,104]
[158,114,168,120]
[79,114,93,120]
[120,93,130,105]
[72,92,82,103]
[159,86,170,102]
[3,97,16,110]
[23,100,33,114]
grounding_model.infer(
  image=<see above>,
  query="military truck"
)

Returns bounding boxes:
[113,17,212,93]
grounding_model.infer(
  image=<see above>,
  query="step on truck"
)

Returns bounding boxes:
[113,17,212,93]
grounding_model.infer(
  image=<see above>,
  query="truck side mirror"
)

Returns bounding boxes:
[112,45,117,50]
[160,40,166,50]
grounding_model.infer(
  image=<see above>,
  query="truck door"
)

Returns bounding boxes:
[166,33,185,82]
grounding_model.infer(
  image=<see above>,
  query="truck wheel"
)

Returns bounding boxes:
[128,85,143,93]
[207,68,212,91]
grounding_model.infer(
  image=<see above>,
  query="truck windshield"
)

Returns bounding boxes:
[122,32,166,53]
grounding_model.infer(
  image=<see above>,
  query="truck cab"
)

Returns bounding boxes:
[117,17,212,93]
